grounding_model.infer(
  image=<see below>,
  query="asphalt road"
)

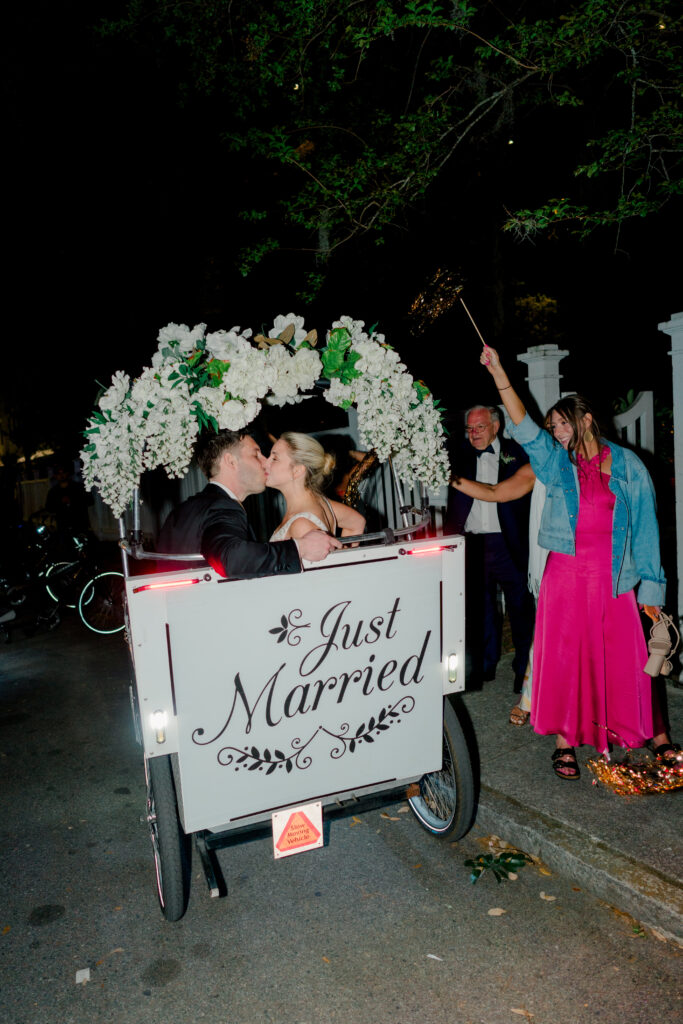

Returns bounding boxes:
[1,616,680,1024]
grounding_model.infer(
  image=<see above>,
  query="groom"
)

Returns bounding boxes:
[157,429,340,578]
[447,404,534,692]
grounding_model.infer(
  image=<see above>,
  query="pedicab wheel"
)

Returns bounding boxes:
[146,755,192,921]
[78,571,125,634]
[408,697,474,840]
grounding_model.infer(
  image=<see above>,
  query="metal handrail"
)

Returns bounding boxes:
[119,506,431,566]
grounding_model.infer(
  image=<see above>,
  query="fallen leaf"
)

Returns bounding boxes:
[539,892,556,901]
[538,867,552,876]
[572,887,582,892]
[322,956,330,963]
[2,926,10,935]
[380,813,401,821]
[398,806,410,814]
[412,863,422,869]
[510,1009,534,1019]
[649,927,668,942]
[349,816,362,828]
[488,908,506,916]
[426,954,443,961]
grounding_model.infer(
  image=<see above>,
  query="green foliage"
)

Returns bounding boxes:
[465,851,533,884]
[101,0,683,286]
[320,327,363,384]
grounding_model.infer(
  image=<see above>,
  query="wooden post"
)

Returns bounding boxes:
[658,311,683,631]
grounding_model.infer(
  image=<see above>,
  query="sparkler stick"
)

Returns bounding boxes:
[455,286,488,347]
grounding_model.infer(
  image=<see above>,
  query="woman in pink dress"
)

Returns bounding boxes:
[479,346,677,780]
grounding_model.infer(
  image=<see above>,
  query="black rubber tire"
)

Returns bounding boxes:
[45,560,82,608]
[408,697,474,840]
[146,755,192,922]
[78,571,125,634]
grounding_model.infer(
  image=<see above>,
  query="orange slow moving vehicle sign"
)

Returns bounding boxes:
[272,802,323,859]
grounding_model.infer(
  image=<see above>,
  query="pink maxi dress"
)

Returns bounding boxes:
[530,446,664,753]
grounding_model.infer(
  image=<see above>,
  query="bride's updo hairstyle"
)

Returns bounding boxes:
[281,432,336,495]
[545,394,603,463]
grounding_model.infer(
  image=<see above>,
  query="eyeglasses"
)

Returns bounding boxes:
[465,425,489,434]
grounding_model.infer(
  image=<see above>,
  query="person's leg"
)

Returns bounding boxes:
[494,543,534,691]
[464,535,486,684]
[481,536,503,680]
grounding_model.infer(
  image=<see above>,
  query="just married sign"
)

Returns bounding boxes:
[164,555,452,832]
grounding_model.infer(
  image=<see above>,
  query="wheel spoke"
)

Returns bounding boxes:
[78,572,125,634]
[408,700,474,840]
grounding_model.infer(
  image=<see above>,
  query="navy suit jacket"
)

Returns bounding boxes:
[446,437,531,573]
[157,484,301,579]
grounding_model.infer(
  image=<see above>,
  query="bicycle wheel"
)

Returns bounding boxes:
[78,571,125,634]
[146,755,192,921]
[408,697,474,840]
[45,560,82,608]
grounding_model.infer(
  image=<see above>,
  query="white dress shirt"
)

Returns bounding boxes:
[464,436,502,534]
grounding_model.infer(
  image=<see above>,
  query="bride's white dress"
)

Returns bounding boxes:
[270,497,337,541]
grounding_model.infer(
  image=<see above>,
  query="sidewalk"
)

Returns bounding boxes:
[459,654,683,945]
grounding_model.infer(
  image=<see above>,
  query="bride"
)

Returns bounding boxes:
[266,432,366,542]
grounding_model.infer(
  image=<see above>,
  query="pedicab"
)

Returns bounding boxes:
[82,316,475,921]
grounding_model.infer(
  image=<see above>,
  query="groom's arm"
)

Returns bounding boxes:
[201,503,301,579]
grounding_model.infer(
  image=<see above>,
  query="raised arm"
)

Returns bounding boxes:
[451,463,536,502]
[480,346,526,425]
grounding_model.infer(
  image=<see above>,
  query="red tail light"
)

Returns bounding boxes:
[133,578,202,593]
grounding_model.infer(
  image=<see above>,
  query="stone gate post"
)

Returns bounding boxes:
[658,311,683,630]
[516,343,570,414]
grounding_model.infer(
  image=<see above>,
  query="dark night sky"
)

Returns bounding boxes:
[5,2,680,461]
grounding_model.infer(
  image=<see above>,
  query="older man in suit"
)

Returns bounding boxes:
[158,429,340,577]
[447,404,534,691]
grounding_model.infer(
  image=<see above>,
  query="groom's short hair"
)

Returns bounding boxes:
[196,429,248,479]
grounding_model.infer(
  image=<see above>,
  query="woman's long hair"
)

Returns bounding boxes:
[545,394,603,464]
[280,432,336,495]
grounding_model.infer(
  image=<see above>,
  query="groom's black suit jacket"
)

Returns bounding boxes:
[446,436,531,572]
[157,483,301,579]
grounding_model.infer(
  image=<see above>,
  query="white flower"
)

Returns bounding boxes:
[157,322,206,356]
[99,371,130,412]
[205,327,253,361]
[81,312,449,515]
[269,313,307,346]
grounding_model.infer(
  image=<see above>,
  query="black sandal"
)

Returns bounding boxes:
[652,742,681,761]
[551,746,580,780]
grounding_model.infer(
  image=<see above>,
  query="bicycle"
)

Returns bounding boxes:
[29,516,125,635]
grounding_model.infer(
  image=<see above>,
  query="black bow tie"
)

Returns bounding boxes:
[476,445,495,457]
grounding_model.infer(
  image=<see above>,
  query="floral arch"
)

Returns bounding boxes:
[81,314,450,517]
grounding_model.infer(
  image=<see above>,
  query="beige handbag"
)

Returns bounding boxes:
[644,612,680,677]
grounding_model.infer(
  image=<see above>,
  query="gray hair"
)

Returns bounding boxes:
[464,404,502,427]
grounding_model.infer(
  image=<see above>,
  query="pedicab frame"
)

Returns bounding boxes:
[82,317,475,920]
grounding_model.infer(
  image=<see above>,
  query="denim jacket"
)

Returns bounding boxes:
[509,414,666,606]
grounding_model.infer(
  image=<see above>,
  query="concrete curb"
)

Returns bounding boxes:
[475,783,683,945]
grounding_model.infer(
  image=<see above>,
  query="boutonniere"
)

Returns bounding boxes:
[500,452,516,465]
